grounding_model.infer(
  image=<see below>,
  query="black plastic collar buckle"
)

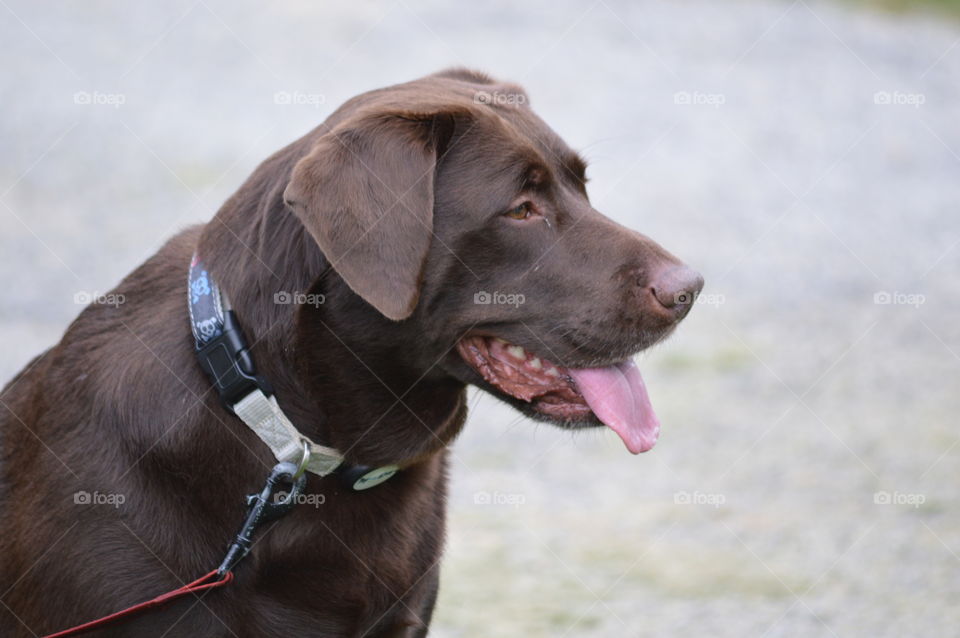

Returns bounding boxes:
[196,310,272,410]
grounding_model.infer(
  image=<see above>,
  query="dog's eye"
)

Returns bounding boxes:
[503,202,534,220]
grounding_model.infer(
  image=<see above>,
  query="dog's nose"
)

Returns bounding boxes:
[648,266,704,319]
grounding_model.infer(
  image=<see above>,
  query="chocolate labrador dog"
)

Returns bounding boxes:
[0,69,702,636]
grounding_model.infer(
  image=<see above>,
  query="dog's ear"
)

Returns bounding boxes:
[283,108,459,321]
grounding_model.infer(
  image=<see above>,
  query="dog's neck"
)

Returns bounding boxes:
[196,183,467,468]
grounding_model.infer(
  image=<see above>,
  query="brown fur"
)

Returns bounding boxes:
[0,69,701,636]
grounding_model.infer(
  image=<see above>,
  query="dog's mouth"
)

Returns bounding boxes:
[455,336,660,454]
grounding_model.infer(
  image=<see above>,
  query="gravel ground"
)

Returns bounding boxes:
[2,1,959,636]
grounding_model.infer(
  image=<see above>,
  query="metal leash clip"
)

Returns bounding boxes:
[216,455,308,577]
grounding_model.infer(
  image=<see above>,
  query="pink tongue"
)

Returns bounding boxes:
[567,360,660,454]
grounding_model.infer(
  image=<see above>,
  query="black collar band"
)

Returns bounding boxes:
[187,253,398,491]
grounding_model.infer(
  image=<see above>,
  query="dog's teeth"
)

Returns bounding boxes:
[507,345,526,360]
[494,337,508,345]
[528,357,542,370]
[545,366,560,377]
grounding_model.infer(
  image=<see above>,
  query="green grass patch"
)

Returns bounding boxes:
[840,0,960,19]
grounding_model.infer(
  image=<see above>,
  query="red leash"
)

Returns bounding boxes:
[43,569,233,637]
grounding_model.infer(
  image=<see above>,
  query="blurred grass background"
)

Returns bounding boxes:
[849,0,960,18]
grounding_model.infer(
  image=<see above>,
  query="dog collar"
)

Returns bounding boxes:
[187,253,399,490]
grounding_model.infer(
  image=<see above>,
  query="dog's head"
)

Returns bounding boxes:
[283,69,703,454]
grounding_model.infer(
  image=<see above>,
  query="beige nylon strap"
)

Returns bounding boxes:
[233,389,343,476]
